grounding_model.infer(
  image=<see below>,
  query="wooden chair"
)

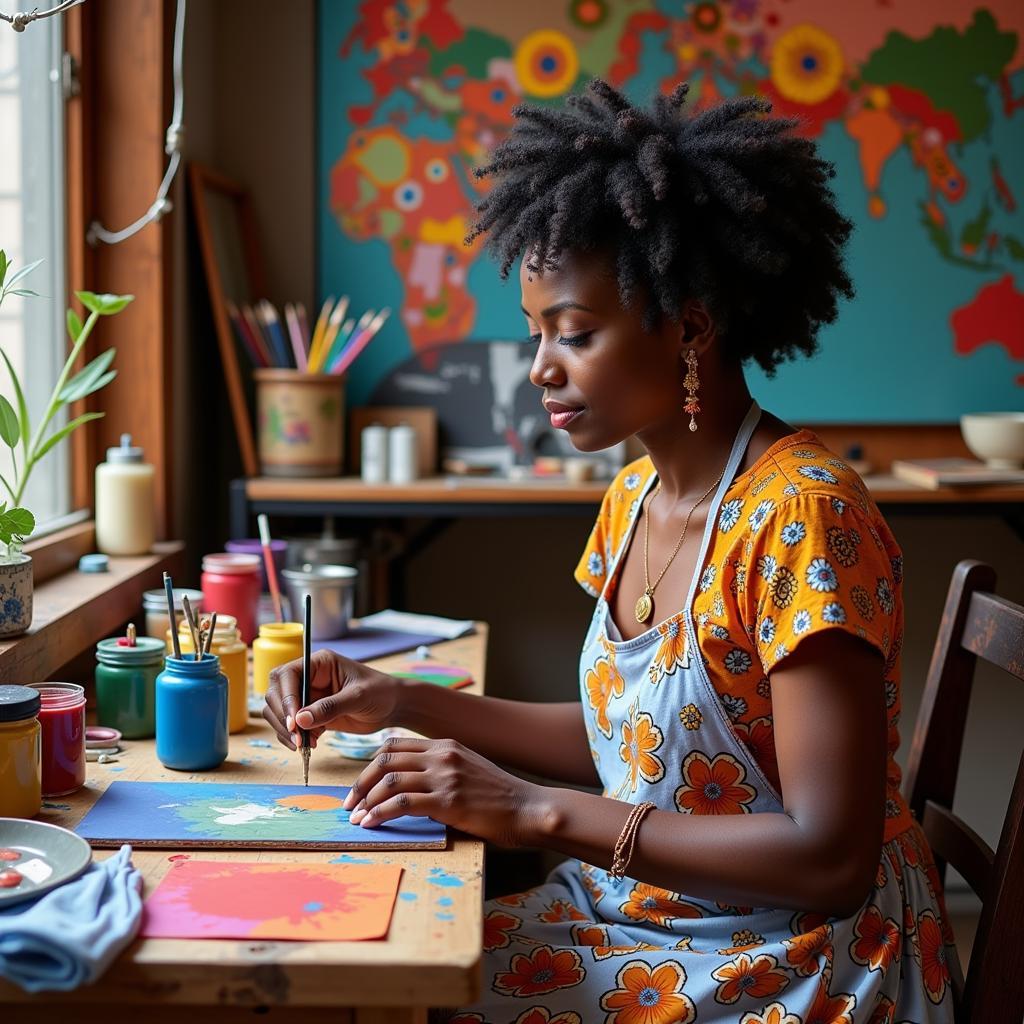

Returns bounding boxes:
[903,558,1024,1023]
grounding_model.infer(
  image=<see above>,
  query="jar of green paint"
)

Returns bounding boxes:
[94,636,166,739]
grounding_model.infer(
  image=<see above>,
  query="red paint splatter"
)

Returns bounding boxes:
[0,869,22,888]
[0,849,21,862]
[951,274,1024,367]
[173,864,368,924]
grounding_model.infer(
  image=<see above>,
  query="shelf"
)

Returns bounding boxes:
[0,541,184,680]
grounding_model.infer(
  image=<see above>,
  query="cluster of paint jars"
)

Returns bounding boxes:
[0,681,88,818]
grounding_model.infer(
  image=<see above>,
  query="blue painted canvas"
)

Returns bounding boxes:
[75,782,446,850]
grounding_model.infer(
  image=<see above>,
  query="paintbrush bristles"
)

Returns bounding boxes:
[182,594,201,661]
[301,745,310,787]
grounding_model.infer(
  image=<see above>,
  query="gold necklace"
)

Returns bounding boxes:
[635,471,725,624]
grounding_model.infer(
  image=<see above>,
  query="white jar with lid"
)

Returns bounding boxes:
[95,433,155,555]
[388,422,418,483]
[361,424,389,483]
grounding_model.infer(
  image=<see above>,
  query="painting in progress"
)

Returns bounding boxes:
[75,782,447,849]
[141,860,404,940]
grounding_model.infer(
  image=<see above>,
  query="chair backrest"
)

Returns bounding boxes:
[903,558,1024,1024]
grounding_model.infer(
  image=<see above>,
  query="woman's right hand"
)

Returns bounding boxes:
[263,648,404,750]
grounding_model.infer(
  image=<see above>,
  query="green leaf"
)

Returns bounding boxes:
[7,289,37,298]
[0,507,34,536]
[4,258,43,289]
[75,291,134,315]
[0,347,30,452]
[59,348,116,403]
[66,308,83,342]
[0,395,18,448]
[0,250,6,287]
[70,368,116,401]
[34,411,104,461]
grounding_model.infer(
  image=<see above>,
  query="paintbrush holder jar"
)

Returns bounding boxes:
[252,621,303,699]
[173,614,248,734]
[156,654,228,772]
[95,636,166,740]
[254,369,345,477]
[201,553,262,645]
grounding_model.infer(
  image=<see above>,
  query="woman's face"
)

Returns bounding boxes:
[520,248,686,452]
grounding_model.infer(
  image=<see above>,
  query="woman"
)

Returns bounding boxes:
[266,79,956,1023]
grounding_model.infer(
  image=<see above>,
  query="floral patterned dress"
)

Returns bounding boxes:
[450,400,957,1024]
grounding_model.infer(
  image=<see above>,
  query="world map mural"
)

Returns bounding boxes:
[317,1,1024,422]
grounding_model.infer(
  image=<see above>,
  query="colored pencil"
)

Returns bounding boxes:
[331,307,391,376]
[295,302,311,352]
[284,302,308,370]
[261,301,291,368]
[307,296,335,373]
[226,300,268,367]
[310,297,349,373]
[322,316,356,371]
[240,303,276,368]
[257,513,284,623]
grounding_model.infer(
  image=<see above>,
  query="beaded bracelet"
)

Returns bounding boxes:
[609,800,656,881]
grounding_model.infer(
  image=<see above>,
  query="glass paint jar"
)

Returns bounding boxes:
[95,636,166,739]
[155,654,228,771]
[252,622,303,698]
[28,682,86,797]
[171,614,249,733]
[143,587,203,641]
[0,685,42,818]
[201,553,262,644]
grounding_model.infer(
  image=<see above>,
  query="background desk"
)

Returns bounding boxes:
[0,627,489,1024]
[231,476,1024,606]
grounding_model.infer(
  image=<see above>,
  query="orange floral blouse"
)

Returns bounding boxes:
[574,428,914,842]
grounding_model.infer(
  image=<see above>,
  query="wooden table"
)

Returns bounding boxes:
[0,628,489,1024]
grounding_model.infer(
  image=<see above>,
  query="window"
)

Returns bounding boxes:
[0,17,70,527]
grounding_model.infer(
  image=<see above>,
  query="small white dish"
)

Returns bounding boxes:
[960,412,1024,469]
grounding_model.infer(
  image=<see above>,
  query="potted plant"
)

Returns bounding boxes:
[0,248,132,636]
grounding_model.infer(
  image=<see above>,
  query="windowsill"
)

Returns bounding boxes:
[0,540,184,679]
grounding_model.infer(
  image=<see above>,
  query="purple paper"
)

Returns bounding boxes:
[312,627,444,662]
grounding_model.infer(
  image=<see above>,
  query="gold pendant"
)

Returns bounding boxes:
[635,591,653,623]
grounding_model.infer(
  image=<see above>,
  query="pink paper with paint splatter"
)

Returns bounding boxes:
[141,860,404,940]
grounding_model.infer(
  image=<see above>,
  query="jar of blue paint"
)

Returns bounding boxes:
[155,654,228,771]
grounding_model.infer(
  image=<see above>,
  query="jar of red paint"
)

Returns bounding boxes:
[201,552,262,644]
[27,682,86,797]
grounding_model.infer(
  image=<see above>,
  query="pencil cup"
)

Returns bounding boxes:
[255,369,345,477]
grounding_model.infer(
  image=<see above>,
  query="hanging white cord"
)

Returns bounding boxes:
[86,0,187,247]
[0,0,83,32]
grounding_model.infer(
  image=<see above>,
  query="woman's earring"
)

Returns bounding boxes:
[683,349,701,432]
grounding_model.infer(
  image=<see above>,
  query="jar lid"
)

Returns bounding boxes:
[258,622,304,639]
[143,587,203,610]
[0,684,41,721]
[282,563,358,585]
[79,553,109,573]
[107,433,144,464]
[202,553,262,574]
[96,636,167,664]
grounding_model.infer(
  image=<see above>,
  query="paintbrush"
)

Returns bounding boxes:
[163,572,182,660]
[203,612,218,656]
[301,592,312,786]
[182,594,202,660]
[257,513,284,622]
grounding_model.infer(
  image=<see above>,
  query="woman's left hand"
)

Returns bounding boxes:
[343,736,543,847]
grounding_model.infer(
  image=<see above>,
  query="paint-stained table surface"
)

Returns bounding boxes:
[0,626,489,1024]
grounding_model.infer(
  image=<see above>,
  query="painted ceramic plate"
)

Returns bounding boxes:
[0,818,93,908]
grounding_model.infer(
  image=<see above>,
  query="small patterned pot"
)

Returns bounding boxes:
[0,554,33,637]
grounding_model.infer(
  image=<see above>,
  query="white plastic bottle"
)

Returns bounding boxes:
[361,424,389,483]
[388,422,418,483]
[95,434,155,555]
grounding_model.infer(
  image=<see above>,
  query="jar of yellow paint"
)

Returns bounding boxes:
[252,622,303,698]
[171,614,249,733]
[0,685,42,818]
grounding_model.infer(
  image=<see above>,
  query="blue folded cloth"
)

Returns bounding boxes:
[0,844,142,992]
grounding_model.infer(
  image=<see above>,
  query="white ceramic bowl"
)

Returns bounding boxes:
[960,412,1024,469]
